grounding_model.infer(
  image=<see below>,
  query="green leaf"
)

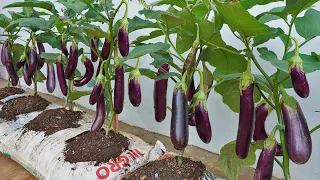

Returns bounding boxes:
[12,44,24,63]
[253,28,284,46]
[3,1,57,13]
[201,46,247,75]
[35,70,46,82]
[8,11,25,21]
[311,51,320,61]
[161,13,185,29]
[192,3,208,19]
[86,78,96,88]
[283,0,318,16]
[114,43,171,68]
[212,1,271,37]
[40,53,60,63]
[156,72,181,80]
[37,32,60,49]
[218,141,258,180]
[295,8,320,40]
[203,63,213,91]
[71,23,109,38]
[139,68,157,80]
[283,51,320,73]
[240,0,283,9]
[139,9,171,19]
[58,1,88,14]
[176,31,194,54]
[69,90,91,101]
[256,6,285,23]
[150,51,173,68]
[6,18,54,32]
[257,47,288,72]
[151,0,187,8]
[271,71,292,88]
[132,30,164,44]
[0,14,11,29]
[128,16,158,33]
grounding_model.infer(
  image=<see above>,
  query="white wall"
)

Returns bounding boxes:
[1,1,320,179]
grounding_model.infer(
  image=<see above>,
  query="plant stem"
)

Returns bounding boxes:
[205,80,225,94]
[310,124,320,134]
[283,15,297,57]
[275,158,283,168]
[202,40,246,57]
[255,84,276,109]
[7,77,10,87]
[299,36,315,48]
[278,75,290,85]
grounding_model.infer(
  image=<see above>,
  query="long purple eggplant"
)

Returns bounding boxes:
[74,57,94,87]
[154,64,170,122]
[101,38,111,60]
[15,59,25,70]
[118,18,129,57]
[236,70,255,159]
[1,41,9,66]
[6,62,18,86]
[23,62,32,86]
[89,74,104,105]
[26,46,38,77]
[129,77,141,107]
[46,63,55,93]
[91,37,99,62]
[290,64,309,98]
[91,92,106,133]
[64,42,78,79]
[60,40,69,56]
[36,41,45,69]
[114,66,124,114]
[281,98,312,164]
[56,54,68,96]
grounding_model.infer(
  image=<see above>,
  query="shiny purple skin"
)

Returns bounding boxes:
[27,48,38,77]
[188,109,196,126]
[56,61,68,96]
[1,41,9,65]
[154,64,170,122]
[60,40,69,56]
[290,65,309,98]
[114,66,124,114]
[74,58,94,87]
[281,101,312,164]
[15,60,25,70]
[6,62,18,86]
[91,92,106,133]
[96,60,104,77]
[253,103,283,156]
[129,77,141,107]
[64,44,78,79]
[171,88,189,150]
[91,37,99,62]
[36,41,45,69]
[253,144,276,180]
[89,81,103,105]
[46,63,56,93]
[236,83,255,159]
[188,77,196,102]
[101,38,111,60]
[195,102,212,144]
[23,63,32,86]
[118,26,129,57]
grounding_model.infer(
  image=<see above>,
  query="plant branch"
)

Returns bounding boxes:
[283,15,297,57]
[203,40,247,57]
[299,36,316,48]
[255,84,276,109]
[310,124,320,134]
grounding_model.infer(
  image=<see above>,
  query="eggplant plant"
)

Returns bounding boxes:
[1,0,320,180]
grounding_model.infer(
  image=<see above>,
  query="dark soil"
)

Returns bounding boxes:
[64,130,129,165]
[0,95,50,121]
[0,87,25,100]
[123,156,206,180]
[24,108,83,136]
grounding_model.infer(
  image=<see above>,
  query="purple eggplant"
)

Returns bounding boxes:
[26,46,38,77]
[188,109,196,126]
[91,92,106,133]
[74,57,94,87]
[182,57,196,102]
[89,74,104,105]
[101,38,111,60]
[290,64,309,98]
[64,42,78,79]
[56,54,68,96]
[1,41,9,66]
[36,41,45,69]
[154,63,170,122]
[23,62,32,86]
[15,59,25,71]
[281,98,312,164]
[46,63,55,93]
[91,37,99,62]
[6,62,18,86]
[236,70,255,159]
[60,40,69,56]
[114,66,124,114]
[128,77,141,107]
[118,18,129,57]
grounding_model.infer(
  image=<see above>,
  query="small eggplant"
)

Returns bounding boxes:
[46,63,56,93]
[114,66,125,114]
[6,62,18,86]
[154,63,170,122]
[290,64,309,98]
[89,74,104,105]
[64,42,78,79]
[101,38,111,60]
[128,61,141,107]
[56,54,68,96]
[74,57,94,87]
[118,18,129,57]
[36,41,45,69]
[60,40,69,56]
[281,97,312,164]
[236,70,255,159]
[26,46,38,77]
[188,108,196,126]
[91,92,106,133]
[91,37,99,62]
[23,62,32,86]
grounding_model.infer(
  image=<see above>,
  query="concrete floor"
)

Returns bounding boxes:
[0,80,283,180]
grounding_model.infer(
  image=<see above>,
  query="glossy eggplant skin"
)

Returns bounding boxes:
[1,41,9,65]
[114,66,124,114]
[91,37,99,62]
[253,143,276,180]
[89,81,103,105]
[236,83,255,159]
[281,100,312,164]
[15,60,25,70]
[182,57,196,102]
[74,58,94,87]
[154,64,170,122]
[91,92,106,133]
[290,64,309,98]
[23,62,32,86]
[188,108,196,126]
[46,63,56,93]
[118,26,129,57]
[56,60,68,96]
[64,43,78,79]
[129,77,141,107]
[195,102,211,144]
[101,38,111,60]
[171,88,189,150]
[60,40,69,56]
[1,41,18,85]
[36,41,45,69]
[27,47,38,77]
[6,62,18,86]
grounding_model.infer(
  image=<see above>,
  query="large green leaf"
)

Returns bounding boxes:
[58,1,88,14]
[35,70,46,82]
[176,31,194,54]
[132,30,164,44]
[283,51,320,73]
[218,141,258,180]
[69,90,91,101]
[161,13,185,29]
[283,0,318,16]
[192,3,209,19]
[241,0,283,9]
[256,6,285,23]
[12,44,24,63]
[212,1,270,37]
[253,28,285,46]
[139,9,173,20]
[37,32,60,49]
[8,11,25,21]
[150,51,173,68]
[295,9,320,40]
[70,23,109,39]
[258,47,288,72]
[5,18,54,32]
[3,1,57,13]
[0,14,11,29]
[151,0,187,8]
[156,72,181,80]
[128,16,158,33]
[40,53,60,62]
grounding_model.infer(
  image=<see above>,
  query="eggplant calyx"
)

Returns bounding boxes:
[239,70,254,92]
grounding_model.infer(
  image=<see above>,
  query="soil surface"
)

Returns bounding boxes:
[0,87,25,100]
[24,108,83,136]
[64,130,129,165]
[0,95,50,121]
[123,156,206,180]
